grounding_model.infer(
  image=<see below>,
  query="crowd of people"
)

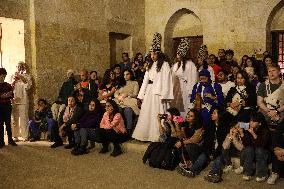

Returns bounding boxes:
[0,32,284,185]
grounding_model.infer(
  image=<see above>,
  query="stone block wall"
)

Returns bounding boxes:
[145,0,283,62]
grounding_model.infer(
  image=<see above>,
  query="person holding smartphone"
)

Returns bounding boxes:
[241,112,271,182]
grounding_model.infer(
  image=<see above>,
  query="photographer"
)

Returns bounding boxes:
[142,107,182,170]
[157,108,183,143]
[204,123,244,183]
[241,112,271,182]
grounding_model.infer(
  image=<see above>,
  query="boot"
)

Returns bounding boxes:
[110,143,122,157]
[71,146,88,156]
[99,143,109,153]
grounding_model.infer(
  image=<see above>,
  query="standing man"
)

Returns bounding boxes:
[11,61,32,141]
[0,68,17,147]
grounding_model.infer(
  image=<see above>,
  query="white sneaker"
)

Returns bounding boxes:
[256,176,266,182]
[223,165,233,173]
[242,175,252,181]
[267,172,279,185]
[234,166,244,174]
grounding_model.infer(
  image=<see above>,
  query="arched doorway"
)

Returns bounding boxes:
[266,0,284,73]
[164,8,203,63]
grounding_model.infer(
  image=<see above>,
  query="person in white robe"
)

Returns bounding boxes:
[11,62,32,141]
[196,45,215,82]
[171,38,198,117]
[132,33,174,142]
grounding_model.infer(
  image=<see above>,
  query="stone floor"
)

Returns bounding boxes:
[0,139,283,189]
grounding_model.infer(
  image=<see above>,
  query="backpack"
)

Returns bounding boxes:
[142,141,180,170]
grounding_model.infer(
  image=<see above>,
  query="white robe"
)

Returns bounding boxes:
[132,61,173,142]
[11,73,32,140]
[171,60,197,117]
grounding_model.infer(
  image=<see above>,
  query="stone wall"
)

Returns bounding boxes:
[145,0,283,61]
[34,0,145,101]
[1,0,145,102]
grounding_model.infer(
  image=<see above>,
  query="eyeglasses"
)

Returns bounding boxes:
[105,104,112,108]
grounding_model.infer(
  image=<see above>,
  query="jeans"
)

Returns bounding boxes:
[122,107,134,132]
[191,152,208,174]
[74,128,97,147]
[272,153,284,178]
[242,146,269,177]
[210,148,239,175]
[0,104,13,143]
[29,118,56,139]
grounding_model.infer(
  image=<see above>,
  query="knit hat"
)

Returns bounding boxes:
[149,32,162,52]
[198,44,208,60]
[177,38,190,57]
[199,69,210,78]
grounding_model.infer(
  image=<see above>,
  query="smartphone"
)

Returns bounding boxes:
[239,122,249,130]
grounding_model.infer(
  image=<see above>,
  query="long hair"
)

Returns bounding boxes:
[100,69,114,90]
[147,51,168,72]
[186,108,202,128]
[89,98,103,114]
[120,69,135,88]
[106,99,120,117]
[235,70,251,88]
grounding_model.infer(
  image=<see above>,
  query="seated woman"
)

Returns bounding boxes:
[175,109,204,177]
[225,70,256,123]
[216,70,235,98]
[98,69,117,105]
[70,99,103,155]
[204,123,244,183]
[51,95,84,148]
[94,99,128,157]
[241,112,271,182]
[28,99,55,142]
[114,69,139,134]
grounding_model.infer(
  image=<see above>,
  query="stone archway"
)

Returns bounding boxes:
[266,0,284,52]
[164,8,202,62]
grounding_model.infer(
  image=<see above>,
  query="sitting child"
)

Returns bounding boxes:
[28,99,56,142]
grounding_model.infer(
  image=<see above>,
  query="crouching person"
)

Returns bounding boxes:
[28,99,55,142]
[70,99,103,155]
[94,99,127,157]
[51,95,84,148]
[241,112,271,182]
[204,123,244,183]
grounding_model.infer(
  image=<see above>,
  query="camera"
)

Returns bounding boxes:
[173,116,184,123]
[158,114,168,119]
[239,122,249,130]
